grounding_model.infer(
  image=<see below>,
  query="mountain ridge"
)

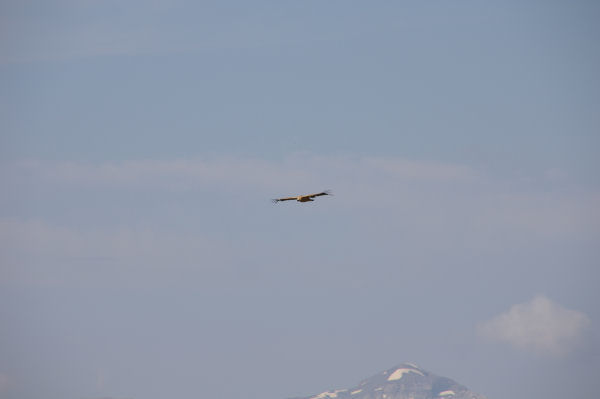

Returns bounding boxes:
[289,363,486,399]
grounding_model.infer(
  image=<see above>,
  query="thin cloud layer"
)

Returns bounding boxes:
[0,219,230,268]
[4,155,599,237]
[478,295,591,356]
[6,155,477,190]
[0,373,11,392]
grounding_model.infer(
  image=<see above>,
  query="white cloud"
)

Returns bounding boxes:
[478,295,591,356]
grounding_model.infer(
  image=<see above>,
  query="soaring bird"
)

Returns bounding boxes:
[272,190,331,203]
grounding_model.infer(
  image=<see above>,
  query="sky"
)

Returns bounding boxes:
[1,1,599,398]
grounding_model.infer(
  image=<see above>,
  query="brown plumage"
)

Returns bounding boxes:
[272,190,331,203]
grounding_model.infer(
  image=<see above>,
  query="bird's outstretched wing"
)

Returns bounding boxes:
[307,190,331,198]
[271,196,297,203]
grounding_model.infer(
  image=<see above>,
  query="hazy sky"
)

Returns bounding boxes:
[1,1,599,399]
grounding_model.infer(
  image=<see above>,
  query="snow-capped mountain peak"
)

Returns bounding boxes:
[290,363,486,399]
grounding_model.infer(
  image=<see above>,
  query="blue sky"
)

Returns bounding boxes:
[1,1,599,399]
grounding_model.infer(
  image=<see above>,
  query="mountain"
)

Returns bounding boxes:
[290,363,487,399]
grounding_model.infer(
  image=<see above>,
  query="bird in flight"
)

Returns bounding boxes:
[272,190,331,204]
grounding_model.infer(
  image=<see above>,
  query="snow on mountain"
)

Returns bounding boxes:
[289,363,486,399]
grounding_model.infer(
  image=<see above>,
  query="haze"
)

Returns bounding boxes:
[1,2,599,399]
